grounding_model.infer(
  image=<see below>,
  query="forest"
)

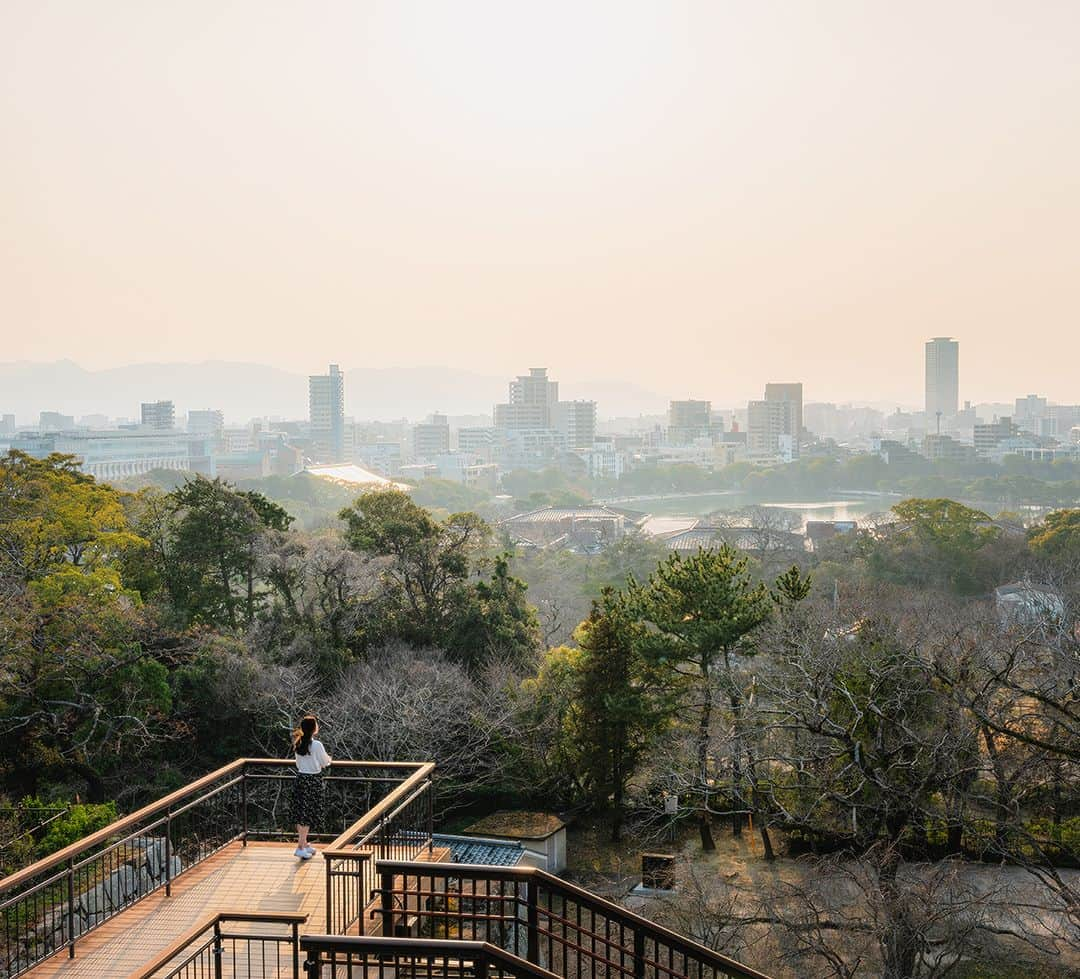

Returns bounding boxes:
[0,450,1077,978]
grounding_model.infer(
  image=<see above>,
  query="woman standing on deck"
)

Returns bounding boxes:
[292,714,331,859]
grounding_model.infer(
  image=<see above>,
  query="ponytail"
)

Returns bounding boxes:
[293,715,318,757]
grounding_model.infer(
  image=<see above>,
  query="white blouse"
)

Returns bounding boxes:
[295,738,332,774]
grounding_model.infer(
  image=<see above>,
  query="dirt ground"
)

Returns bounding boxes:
[562,818,1080,979]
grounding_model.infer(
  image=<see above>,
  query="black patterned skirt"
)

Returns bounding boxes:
[292,772,325,828]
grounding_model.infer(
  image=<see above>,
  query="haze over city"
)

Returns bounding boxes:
[4,1,1080,405]
[4,6,1080,979]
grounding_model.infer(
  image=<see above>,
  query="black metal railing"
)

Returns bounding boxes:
[321,765,435,937]
[300,935,561,979]
[0,759,431,978]
[128,911,307,979]
[372,862,771,979]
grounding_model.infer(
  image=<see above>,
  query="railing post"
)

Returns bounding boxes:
[633,928,646,979]
[357,854,366,936]
[325,856,333,933]
[241,765,249,847]
[292,920,301,979]
[303,948,319,978]
[475,952,489,979]
[164,810,173,898]
[379,865,395,937]
[426,779,433,854]
[66,857,76,959]
[526,878,539,965]
[212,918,224,979]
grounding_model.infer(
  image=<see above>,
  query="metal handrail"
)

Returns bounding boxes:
[0,760,245,898]
[299,935,563,979]
[0,759,432,978]
[0,759,427,897]
[322,762,435,856]
[374,861,773,979]
[128,910,308,978]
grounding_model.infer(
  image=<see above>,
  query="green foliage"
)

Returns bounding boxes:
[626,545,781,849]
[447,556,541,670]
[0,453,173,802]
[603,453,1080,510]
[235,473,356,530]
[0,450,147,584]
[1028,508,1080,561]
[498,468,591,509]
[869,498,1001,594]
[340,490,539,668]
[149,476,293,629]
[35,800,118,855]
[772,564,813,611]
[408,479,490,514]
[572,590,674,841]
[628,546,773,667]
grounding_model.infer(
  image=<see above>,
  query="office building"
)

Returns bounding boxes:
[554,400,597,450]
[491,368,597,468]
[457,427,498,463]
[412,413,451,460]
[0,414,15,436]
[39,411,75,431]
[1014,395,1047,430]
[354,441,402,475]
[141,401,176,430]
[747,399,799,462]
[764,383,804,442]
[13,430,213,481]
[667,400,714,444]
[188,409,225,440]
[494,368,559,431]
[923,433,976,463]
[309,364,345,463]
[974,417,1021,458]
[925,337,959,422]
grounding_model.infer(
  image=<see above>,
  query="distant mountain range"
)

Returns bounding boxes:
[0,360,668,425]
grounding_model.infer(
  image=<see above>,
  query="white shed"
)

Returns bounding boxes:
[462,812,568,873]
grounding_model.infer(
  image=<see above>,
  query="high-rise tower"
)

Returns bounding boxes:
[309,364,345,462]
[925,338,959,422]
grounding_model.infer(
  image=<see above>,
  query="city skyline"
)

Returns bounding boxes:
[0,344,1076,425]
[4,2,1080,404]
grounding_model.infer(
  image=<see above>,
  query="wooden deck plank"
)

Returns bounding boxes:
[28,843,326,978]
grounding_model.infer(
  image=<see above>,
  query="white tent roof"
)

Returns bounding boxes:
[303,464,412,492]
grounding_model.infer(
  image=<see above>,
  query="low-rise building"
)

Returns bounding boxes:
[39,411,75,431]
[500,505,649,549]
[13,429,213,480]
[412,414,451,460]
[922,433,976,463]
[974,417,1020,458]
[463,812,568,873]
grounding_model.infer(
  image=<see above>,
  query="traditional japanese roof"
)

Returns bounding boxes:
[499,505,649,527]
[433,833,526,867]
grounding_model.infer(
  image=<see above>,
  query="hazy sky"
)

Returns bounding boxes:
[3,1,1078,406]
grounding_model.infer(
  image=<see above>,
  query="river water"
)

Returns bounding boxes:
[610,492,899,528]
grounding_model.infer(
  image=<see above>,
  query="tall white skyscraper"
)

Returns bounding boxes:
[308,364,345,462]
[925,338,959,422]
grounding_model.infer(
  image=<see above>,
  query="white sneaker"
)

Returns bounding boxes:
[294,847,312,859]
[303,846,316,856]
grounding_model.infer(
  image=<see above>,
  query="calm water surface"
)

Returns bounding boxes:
[612,493,898,528]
